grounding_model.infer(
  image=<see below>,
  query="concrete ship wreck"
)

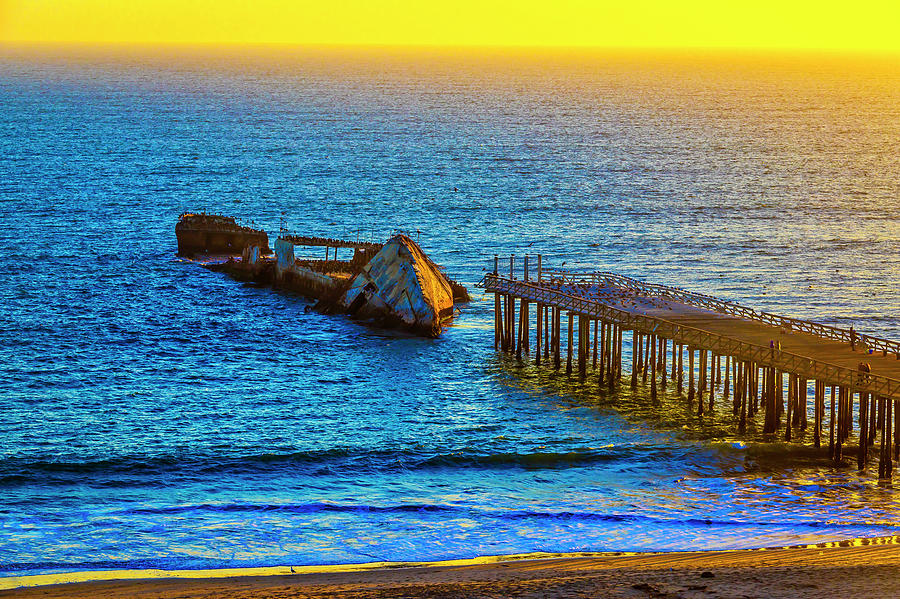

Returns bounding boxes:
[176,214,468,337]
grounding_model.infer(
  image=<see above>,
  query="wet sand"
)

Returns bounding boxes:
[4,541,900,598]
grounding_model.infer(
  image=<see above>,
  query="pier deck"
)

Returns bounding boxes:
[548,275,900,388]
[480,256,900,477]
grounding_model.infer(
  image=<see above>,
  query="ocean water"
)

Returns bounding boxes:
[1,45,900,577]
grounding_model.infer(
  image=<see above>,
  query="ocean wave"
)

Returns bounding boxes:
[112,503,900,533]
[0,446,649,486]
[122,501,454,516]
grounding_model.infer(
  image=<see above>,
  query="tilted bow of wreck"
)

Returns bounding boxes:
[339,235,456,337]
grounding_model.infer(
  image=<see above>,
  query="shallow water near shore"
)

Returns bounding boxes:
[1,45,900,577]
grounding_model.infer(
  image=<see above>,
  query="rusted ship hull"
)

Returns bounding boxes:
[180,216,467,337]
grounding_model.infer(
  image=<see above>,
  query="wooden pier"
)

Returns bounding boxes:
[479,255,900,479]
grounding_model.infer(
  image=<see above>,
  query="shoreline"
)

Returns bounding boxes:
[4,536,900,597]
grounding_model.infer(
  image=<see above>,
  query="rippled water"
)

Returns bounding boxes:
[1,45,900,576]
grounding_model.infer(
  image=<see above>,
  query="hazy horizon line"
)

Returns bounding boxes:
[2,40,899,58]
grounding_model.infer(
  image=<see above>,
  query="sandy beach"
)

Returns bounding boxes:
[4,540,900,598]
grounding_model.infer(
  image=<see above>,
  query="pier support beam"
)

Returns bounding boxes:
[829,386,836,460]
[493,292,502,350]
[631,331,639,387]
[578,315,588,380]
[660,337,667,388]
[677,345,684,395]
[881,397,893,480]
[859,392,869,471]
[597,322,607,383]
[609,324,620,390]
[688,349,695,403]
[697,350,706,416]
[895,399,900,462]
[553,308,561,370]
[814,381,823,448]
[738,361,748,433]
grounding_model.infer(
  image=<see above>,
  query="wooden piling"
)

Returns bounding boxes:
[829,385,836,460]
[739,361,748,433]
[800,378,808,430]
[611,324,620,388]
[886,397,894,479]
[876,391,885,440]
[773,370,782,421]
[790,375,799,428]
[516,299,525,361]
[493,293,501,350]
[596,322,605,383]
[895,399,900,461]
[631,331,639,387]
[506,294,514,353]
[566,312,573,375]
[814,380,823,448]
[553,308,561,369]
[671,341,678,386]
[578,315,587,379]
[642,334,650,385]
[723,355,731,404]
[677,344,684,394]
[878,396,889,479]
[859,392,870,470]
[885,398,894,479]
[836,386,846,462]
[659,337,669,389]
[698,350,706,416]
[617,326,624,382]
[785,372,793,442]
[636,334,644,382]
[764,367,776,434]
[749,365,755,416]
[616,325,623,382]
[747,363,755,418]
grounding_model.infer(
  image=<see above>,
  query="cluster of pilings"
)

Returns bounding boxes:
[487,255,899,480]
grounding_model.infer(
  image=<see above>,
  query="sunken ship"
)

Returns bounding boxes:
[176,213,468,337]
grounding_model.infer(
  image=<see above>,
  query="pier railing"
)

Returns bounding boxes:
[482,273,900,400]
[533,267,900,360]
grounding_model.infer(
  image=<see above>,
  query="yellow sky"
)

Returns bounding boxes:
[1,0,898,51]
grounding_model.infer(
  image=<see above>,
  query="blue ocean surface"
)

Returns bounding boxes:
[1,45,899,577]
